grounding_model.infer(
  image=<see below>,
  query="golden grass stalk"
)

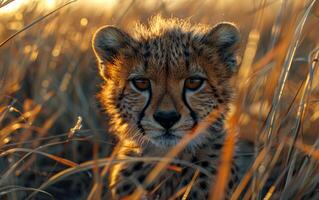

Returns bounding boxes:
[1,0,319,199]
[0,0,77,47]
[0,0,15,9]
[182,169,200,200]
[26,156,212,199]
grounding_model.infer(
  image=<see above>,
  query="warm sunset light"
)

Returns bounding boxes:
[0,0,55,13]
[0,0,119,14]
[0,0,23,13]
[0,0,318,199]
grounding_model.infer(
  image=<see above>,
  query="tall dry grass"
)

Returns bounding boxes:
[0,0,319,199]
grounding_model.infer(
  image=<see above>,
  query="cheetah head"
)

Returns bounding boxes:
[92,16,240,150]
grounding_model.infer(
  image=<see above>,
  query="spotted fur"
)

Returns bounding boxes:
[92,15,240,199]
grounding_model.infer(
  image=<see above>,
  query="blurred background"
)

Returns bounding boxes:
[0,0,319,199]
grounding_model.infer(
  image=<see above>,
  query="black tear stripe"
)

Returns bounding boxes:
[135,42,151,134]
[182,89,198,128]
[137,90,152,135]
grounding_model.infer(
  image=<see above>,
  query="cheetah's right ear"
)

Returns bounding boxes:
[204,23,241,73]
[92,26,137,80]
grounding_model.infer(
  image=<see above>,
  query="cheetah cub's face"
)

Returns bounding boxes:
[92,17,240,149]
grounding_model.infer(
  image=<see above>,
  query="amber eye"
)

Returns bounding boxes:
[184,77,205,91]
[132,78,150,91]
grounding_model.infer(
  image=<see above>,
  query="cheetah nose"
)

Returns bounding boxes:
[153,111,181,130]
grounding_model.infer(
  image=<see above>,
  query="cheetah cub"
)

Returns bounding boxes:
[92,16,241,200]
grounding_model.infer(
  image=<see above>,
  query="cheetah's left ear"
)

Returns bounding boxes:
[204,22,240,72]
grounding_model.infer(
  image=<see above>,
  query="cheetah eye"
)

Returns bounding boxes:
[131,78,150,91]
[184,77,205,91]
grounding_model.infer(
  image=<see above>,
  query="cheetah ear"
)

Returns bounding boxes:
[92,26,137,79]
[204,22,240,72]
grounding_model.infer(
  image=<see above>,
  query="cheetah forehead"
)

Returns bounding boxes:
[92,15,240,80]
[132,15,209,40]
[129,16,209,78]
